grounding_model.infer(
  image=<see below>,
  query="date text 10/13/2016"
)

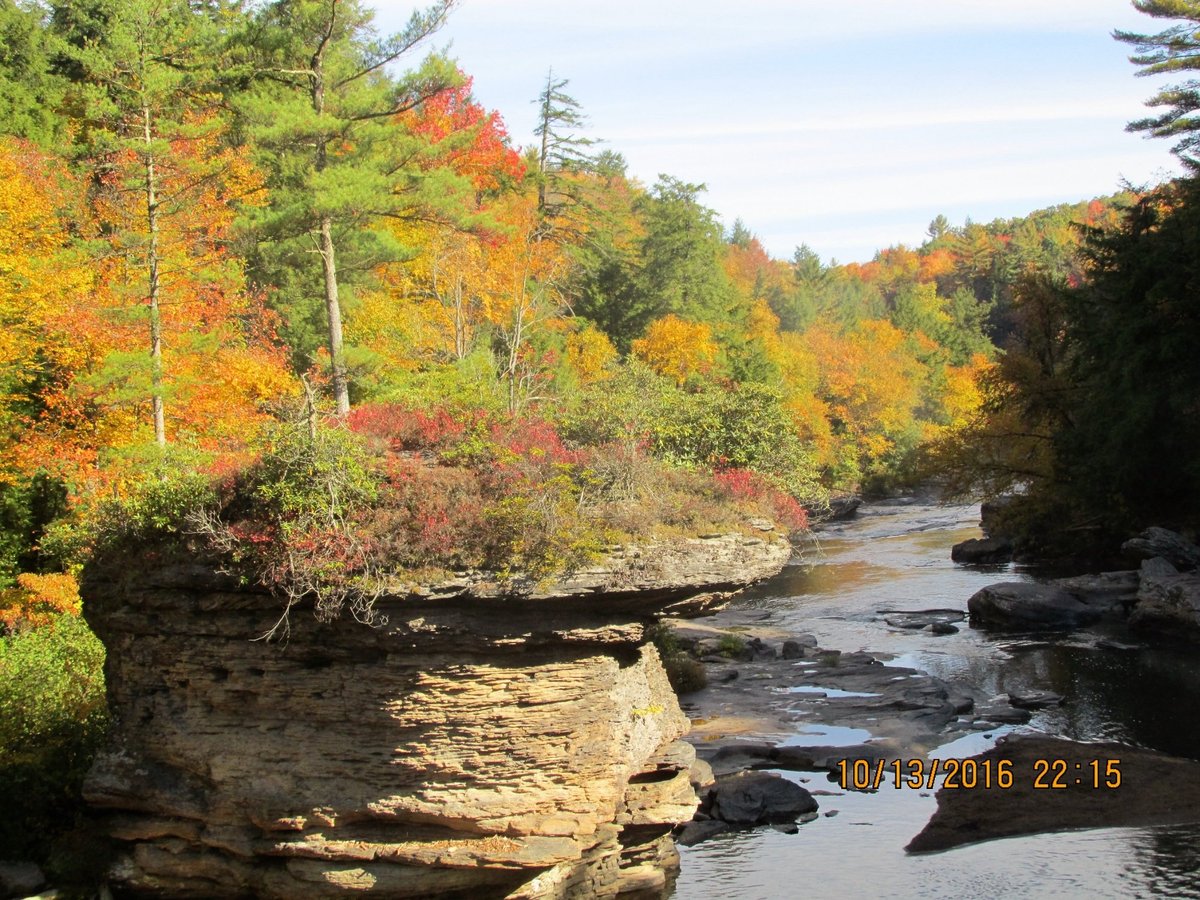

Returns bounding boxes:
[836,757,1123,791]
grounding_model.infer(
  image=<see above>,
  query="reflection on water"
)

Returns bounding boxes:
[778,724,874,747]
[672,501,1200,899]
[677,820,1200,899]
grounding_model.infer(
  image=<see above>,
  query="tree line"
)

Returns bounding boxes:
[0,0,1150,595]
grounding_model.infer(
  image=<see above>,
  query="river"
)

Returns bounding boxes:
[671,501,1200,899]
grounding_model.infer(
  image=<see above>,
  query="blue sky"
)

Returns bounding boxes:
[370,1,1181,263]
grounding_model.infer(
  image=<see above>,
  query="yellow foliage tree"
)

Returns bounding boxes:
[803,318,925,471]
[564,323,617,386]
[631,315,719,385]
[0,572,81,631]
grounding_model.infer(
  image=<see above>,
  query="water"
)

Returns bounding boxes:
[672,501,1200,899]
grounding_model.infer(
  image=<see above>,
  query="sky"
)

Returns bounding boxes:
[369,1,1182,264]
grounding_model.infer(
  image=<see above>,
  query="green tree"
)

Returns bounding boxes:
[1057,179,1200,527]
[532,68,595,216]
[1117,0,1200,163]
[58,0,228,446]
[0,0,66,144]
[632,175,735,332]
[768,244,824,332]
[239,0,469,415]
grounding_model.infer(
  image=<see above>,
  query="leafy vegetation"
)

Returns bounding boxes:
[926,178,1200,559]
[0,612,107,863]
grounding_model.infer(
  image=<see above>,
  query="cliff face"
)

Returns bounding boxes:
[83,533,789,898]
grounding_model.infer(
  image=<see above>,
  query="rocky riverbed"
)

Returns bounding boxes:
[668,503,1200,898]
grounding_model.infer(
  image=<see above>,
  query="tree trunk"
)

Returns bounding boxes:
[320,214,350,417]
[143,103,166,446]
[311,13,350,417]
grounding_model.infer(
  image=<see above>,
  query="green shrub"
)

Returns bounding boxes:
[558,364,825,509]
[0,614,108,861]
[85,443,219,553]
[663,654,707,694]
[717,633,747,658]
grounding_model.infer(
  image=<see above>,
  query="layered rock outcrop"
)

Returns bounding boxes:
[82,533,790,898]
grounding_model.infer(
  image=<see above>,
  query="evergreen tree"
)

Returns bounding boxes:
[0,0,66,144]
[57,0,230,445]
[532,69,595,215]
[239,0,470,415]
[633,176,734,330]
[1116,0,1200,163]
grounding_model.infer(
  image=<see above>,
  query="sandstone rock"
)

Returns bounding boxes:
[82,533,790,898]
[704,772,818,826]
[1122,527,1200,571]
[687,759,715,790]
[1129,573,1200,641]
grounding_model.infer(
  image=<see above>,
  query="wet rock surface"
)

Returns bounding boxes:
[907,735,1200,853]
[951,536,1013,565]
[82,533,790,898]
[967,572,1138,631]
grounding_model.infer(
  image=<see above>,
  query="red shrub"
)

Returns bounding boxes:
[713,466,808,532]
[348,403,478,453]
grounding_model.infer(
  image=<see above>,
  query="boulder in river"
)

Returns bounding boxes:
[675,820,730,847]
[951,536,1013,565]
[968,582,1101,630]
[968,572,1137,631]
[1122,527,1200,571]
[821,495,862,522]
[1129,572,1200,641]
[703,771,818,826]
[907,735,1200,853]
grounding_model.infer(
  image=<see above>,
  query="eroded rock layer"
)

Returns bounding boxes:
[83,534,789,897]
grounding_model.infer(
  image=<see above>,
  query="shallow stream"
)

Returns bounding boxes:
[671,501,1200,899]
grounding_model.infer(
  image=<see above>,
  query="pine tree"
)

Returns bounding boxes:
[1116,0,1200,163]
[240,0,471,415]
[58,0,229,445]
[532,69,595,216]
